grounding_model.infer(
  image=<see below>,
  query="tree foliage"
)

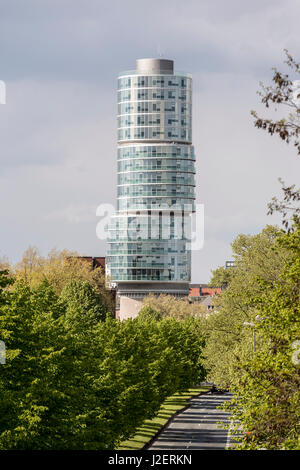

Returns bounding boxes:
[140,293,206,320]
[267,178,300,231]
[251,49,300,155]
[209,266,233,289]
[224,220,300,450]
[206,52,300,449]
[204,225,288,387]
[0,273,205,449]
[251,50,300,229]
[60,280,110,323]
[13,246,114,312]
[204,221,300,449]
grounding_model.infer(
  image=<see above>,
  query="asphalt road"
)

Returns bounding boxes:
[148,393,233,450]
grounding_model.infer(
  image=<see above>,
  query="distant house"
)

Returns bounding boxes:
[225,260,236,269]
[199,295,215,312]
[188,284,221,313]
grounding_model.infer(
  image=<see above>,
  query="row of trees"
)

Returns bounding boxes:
[0,266,205,449]
[203,51,300,450]
[2,246,114,311]
[203,221,300,449]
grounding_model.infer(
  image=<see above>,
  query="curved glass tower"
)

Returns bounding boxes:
[106,58,195,307]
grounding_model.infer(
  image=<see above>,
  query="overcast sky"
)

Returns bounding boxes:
[0,0,299,282]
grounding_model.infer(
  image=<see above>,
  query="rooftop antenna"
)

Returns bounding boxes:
[157,44,164,58]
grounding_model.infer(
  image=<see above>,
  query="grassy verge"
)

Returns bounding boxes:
[118,386,209,450]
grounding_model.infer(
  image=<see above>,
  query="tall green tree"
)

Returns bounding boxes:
[251,50,300,230]
[224,219,300,449]
[203,225,292,385]
[0,275,205,449]
[59,279,111,324]
[13,247,114,311]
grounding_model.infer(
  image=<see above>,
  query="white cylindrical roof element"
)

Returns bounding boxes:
[136,58,174,75]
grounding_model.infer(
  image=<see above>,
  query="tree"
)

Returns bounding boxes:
[13,247,114,312]
[251,49,300,155]
[202,51,300,451]
[204,223,300,449]
[0,275,206,449]
[209,265,233,289]
[0,270,14,306]
[140,293,206,320]
[138,305,162,321]
[0,279,67,449]
[267,178,300,231]
[0,257,10,273]
[223,219,300,449]
[203,225,290,387]
[251,50,300,229]
[94,317,205,444]
[59,279,110,324]
[212,52,300,449]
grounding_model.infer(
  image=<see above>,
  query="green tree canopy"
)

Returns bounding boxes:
[209,266,233,288]
[224,219,300,450]
[59,279,110,324]
[0,276,206,450]
[203,225,290,387]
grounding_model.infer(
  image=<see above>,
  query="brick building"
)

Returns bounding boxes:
[189,284,221,298]
[76,256,106,271]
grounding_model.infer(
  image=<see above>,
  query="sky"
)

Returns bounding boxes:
[0,0,299,282]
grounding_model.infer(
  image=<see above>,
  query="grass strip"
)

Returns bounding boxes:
[118,386,209,450]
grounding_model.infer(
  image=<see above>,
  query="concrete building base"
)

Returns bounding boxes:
[118,296,143,320]
[116,282,189,320]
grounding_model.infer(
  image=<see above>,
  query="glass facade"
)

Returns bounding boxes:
[117,73,192,143]
[106,59,195,285]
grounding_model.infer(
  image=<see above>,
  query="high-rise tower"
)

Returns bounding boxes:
[106,58,196,318]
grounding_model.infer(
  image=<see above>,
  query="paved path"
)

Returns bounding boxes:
[148,393,232,450]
